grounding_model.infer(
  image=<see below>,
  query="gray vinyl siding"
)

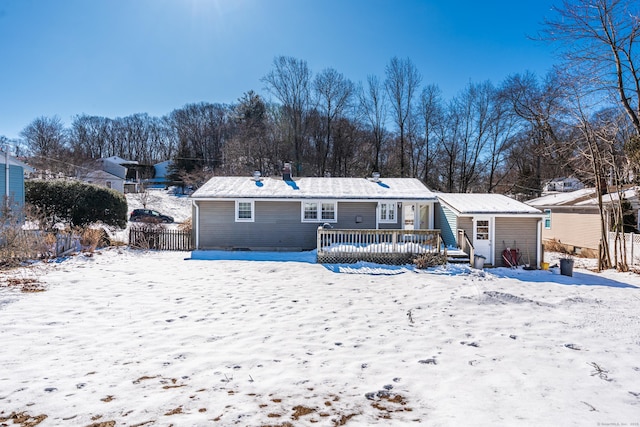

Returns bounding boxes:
[457,217,473,241]
[0,164,25,216]
[197,200,380,250]
[494,217,539,267]
[435,204,457,247]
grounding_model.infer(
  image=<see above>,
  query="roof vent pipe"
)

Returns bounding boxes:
[371,172,380,182]
[252,170,262,181]
[282,162,292,181]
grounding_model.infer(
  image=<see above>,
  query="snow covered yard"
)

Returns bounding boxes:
[1,249,640,427]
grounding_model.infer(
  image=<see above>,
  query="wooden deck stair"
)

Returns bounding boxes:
[446,248,471,264]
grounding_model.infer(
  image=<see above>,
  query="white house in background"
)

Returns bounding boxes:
[434,193,544,267]
[542,177,585,194]
[81,170,125,193]
[80,156,148,193]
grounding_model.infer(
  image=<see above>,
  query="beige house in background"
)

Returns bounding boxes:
[526,188,640,251]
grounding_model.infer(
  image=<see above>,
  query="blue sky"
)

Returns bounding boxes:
[0,0,558,141]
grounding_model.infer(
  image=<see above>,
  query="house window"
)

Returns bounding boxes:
[378,202,397,223]
[302,201,337,222]
[544,209,551,229]
[235,201,254,222]
[476,220,490,240]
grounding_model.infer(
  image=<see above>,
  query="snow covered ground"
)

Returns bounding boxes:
[1,248,639,426]
[125,188,192,224]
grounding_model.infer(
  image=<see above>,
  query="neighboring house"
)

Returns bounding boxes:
[82,170,125,193]
[542,177,585,194]
[435,193,544,267]
[527,187,639,251]
[0,150,34,217]
[81,156,153,193]
[144,160,172,189]
[190,174,438,251]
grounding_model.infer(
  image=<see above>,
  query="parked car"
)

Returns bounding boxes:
[129,208,174,223]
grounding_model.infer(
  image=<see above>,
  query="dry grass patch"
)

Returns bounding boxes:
[0,411,47,427]
[85,422,116,427]
[1,277,46,293]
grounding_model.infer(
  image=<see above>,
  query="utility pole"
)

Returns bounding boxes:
[3,144,9,212]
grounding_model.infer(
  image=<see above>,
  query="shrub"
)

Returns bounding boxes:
[26,180,127,229]
[543,238,572,254]
[0,201,42,269]
[79,227,110,253]
[413,253,448,269]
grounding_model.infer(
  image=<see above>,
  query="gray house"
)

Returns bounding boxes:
[435,193,544,267]
[0,150,33,217]
[191,175,438,251]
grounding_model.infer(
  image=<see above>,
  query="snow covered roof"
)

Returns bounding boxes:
[437,193,542,215]
[81,170,124,181]
[101,156,138,165]
[526,188,597,207]
[0,152,33,172]
[191,176,438,200]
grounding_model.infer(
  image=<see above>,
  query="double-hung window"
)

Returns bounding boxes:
[302,201,337,223]
[544,209,551,229]
[378,202,397,223]
[235,200,254,222]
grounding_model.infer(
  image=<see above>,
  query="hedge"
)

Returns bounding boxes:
[25,180,128,228]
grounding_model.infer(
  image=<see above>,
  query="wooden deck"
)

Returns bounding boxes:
[316,228,442,264]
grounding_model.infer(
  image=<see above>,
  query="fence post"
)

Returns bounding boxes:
[631,233,635,265]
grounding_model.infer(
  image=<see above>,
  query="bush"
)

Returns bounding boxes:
[0,201,44,269]
[26,180,127,229]
[413,253,448,269]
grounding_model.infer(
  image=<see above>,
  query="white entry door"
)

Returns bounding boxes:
[403,203,415,230]
[473,217,493,264]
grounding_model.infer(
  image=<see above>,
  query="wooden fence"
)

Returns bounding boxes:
[317,228,442,264]
[1,230,78,266]
[129,227,193,251]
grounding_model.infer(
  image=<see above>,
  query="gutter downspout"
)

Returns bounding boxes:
[536,219,542,269]
[193,200,200,249]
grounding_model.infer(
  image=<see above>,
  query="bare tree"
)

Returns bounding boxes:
[358,75,388,173]
[20,116,67,172]
[542,0,640,136]
[417,84,443,187]
[385,57,422,177]
[312,68,354,176]
[501,71,572,195]
[262,56,312,176]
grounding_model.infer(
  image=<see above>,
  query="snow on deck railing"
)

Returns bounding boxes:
[317,228,442,264]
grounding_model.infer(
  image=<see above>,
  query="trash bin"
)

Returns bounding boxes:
[560,258,574,277]
[473,254,486,269]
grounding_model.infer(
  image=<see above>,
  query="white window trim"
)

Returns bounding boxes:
[301,200,338,223]
[235,200,255,222]
[378,202,397,224]
[544,209,551,229]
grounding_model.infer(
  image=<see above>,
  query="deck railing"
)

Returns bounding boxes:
[457,229,474,265]
[317,228,442,264]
